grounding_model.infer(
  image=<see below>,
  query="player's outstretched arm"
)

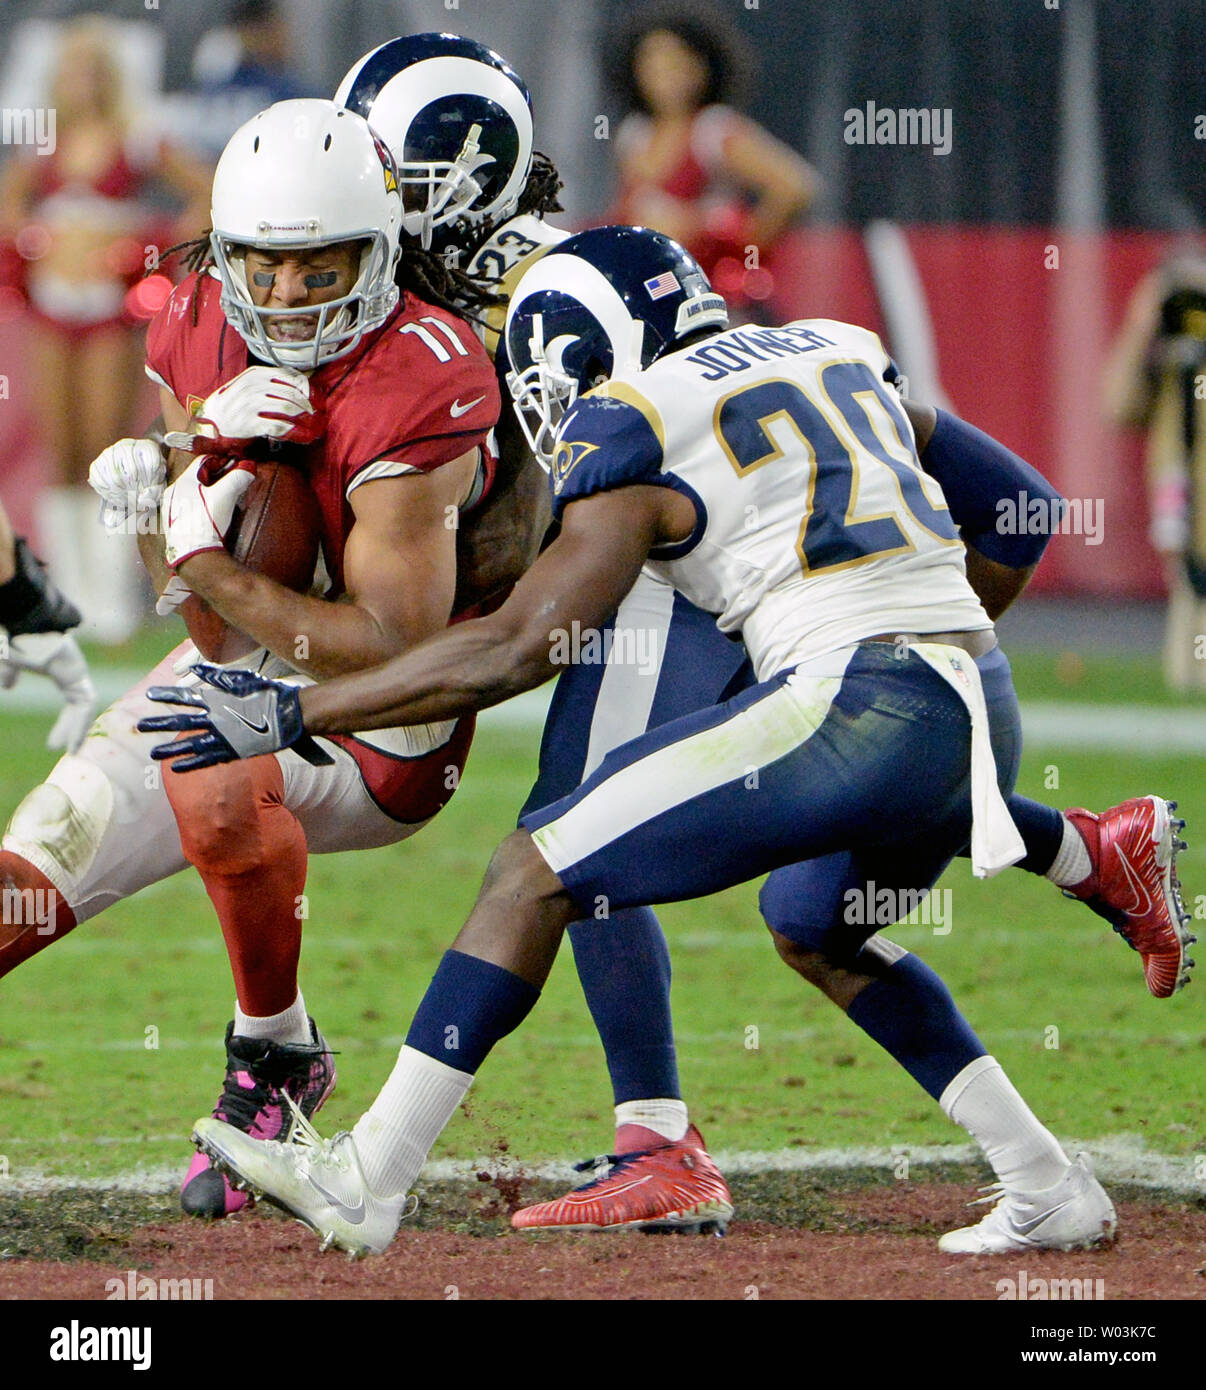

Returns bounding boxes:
[142,486,668,766]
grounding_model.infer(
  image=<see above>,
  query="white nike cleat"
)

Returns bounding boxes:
[938,1154,1117,1255]
[192,1100,412,1256]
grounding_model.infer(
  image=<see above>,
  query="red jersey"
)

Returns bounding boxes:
[145,271,499,822]
[146,271,499,591]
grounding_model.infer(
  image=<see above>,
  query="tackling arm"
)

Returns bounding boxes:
[453,409,552,614]
[299,485,663,731]
[140,486,669,765]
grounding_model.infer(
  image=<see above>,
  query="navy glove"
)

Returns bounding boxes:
[138,664,335,772]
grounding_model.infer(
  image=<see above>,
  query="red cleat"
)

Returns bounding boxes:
[511,1125,733,1234]
[1063,796,1196,998]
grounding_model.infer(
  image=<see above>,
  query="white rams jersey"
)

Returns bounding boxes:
[465,213,570,360]
[548,319,991,681]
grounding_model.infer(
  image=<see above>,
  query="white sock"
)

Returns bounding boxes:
[940,1056,1070,1192]
[82,512,143,644]
[352,1045,473,1197]
[34,488,88,614]
[234,991,312,1046]
[1046,814,1093,887]
[614,1099,689,1143]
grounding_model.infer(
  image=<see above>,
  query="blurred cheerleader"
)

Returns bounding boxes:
[0,15,209,641]
[605,1,817,321]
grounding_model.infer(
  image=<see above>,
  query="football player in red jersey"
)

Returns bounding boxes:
[0,100,503,1218]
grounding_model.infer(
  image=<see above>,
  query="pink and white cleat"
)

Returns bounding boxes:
[180,1018,336,1218]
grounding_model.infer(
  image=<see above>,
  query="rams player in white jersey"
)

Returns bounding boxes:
[321,36,1193,1237]
[152,227,1145,1257]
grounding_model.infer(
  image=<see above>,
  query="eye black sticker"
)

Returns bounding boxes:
[251,271,275,288]
[304,272,339,290]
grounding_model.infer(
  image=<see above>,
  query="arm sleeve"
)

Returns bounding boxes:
[921,409,1065,567]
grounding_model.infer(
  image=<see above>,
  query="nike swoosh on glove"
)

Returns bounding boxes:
[161,457,256,569]
[195,365,323,448]
[0,631,98,752]
[154,575,192,617]
[137,663,335,771]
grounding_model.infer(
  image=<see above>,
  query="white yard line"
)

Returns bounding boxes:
[0,1133,1197,1195]
[1020,703,1206,752]
[7,676,1206,751]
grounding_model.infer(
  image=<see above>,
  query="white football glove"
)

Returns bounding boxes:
[88,437,167,532]
[161,457,256,570]
[194,365,315,442]
[155,574,193,617]
[0,630,98,753]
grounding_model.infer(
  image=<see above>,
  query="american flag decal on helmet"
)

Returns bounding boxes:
[644,271,680,301]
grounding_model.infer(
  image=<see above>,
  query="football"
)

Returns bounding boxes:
[179,460,322,664]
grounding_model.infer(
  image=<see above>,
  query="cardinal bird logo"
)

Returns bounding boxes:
[372,134,400,195]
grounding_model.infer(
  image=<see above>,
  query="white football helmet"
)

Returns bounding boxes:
[335,33,533,251]
[209,99,403,370]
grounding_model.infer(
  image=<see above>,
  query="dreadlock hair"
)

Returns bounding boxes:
[156,230,509,334]
[156,231,215,326]
[436,148,566,280]
[396,245,506,327]
[516,151,564,219]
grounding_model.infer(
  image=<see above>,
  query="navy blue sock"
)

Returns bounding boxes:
[1006,794,1066,876]
[845,952,986,1100]
[569,908,681,1104]
[405,949,541,1074]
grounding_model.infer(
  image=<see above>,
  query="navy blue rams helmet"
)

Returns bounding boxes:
[504,225,728,464]
[335,32,533,250]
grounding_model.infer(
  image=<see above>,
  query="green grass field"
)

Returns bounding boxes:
[0,638,1203,1187]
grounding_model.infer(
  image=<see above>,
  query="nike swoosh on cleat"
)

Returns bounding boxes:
[450,395,486,418]
[307,1175,366,1225]
[1113,847,1154,918]
[566,1175,652,1206]
[223,705,270,736]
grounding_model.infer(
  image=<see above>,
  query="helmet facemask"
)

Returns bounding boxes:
[397,122,495,250]
[506,311,583,469]
[211,228,399,371]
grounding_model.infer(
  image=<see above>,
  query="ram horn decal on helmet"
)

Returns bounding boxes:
[335,32,534,252]
[504,225,728,467]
